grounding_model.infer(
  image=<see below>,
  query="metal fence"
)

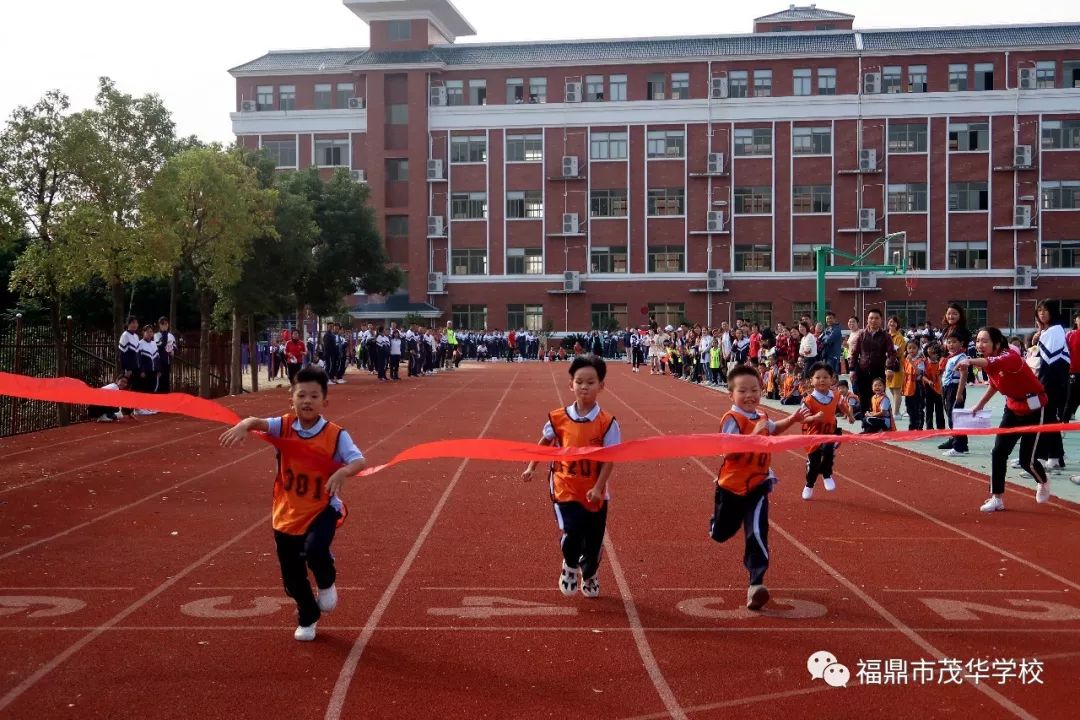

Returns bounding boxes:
[0,317,232,437]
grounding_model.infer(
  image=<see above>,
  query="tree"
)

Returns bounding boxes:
[142,146,276,397]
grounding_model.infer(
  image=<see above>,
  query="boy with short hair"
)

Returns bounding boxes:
[940,335,970,456]
[712,365,803,610]
[219,366,366,641]
[861,378,894,433]
[798,362,855,501]
[522,354,620,599]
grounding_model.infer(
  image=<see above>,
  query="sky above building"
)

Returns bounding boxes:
[1,0,1076,143]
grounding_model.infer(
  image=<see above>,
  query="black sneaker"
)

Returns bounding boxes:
[937,440,954,450]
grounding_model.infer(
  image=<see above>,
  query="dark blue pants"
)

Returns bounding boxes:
[554,500,607,581]
[274,504,340,627]
[710,483,770,586]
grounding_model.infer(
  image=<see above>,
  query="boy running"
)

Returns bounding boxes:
[799,362,854,501]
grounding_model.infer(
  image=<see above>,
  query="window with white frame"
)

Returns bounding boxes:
[590,247,628,273]
[1066,61,1080,88]
[948,64,968,91]
[882,66,902,94]
[256,85,274,111]
[451,249,487,275]
[908,65,928,92]
[1041,240,1080,268]
[591,131,628,160]
[888,183,928,212]
[948,241,988,269]
[387,19,411,41]
[884,300,928,326]
[507,78,524,104]
[895,240,928,270]
[647,73,666,99]
[590,189,628,217]
[792,245,818,271]
[792,126,831,155]
[1043,181,1080,210]
[734,302,772,328]
[507,304,544,332]
[734,127,772,156]
[506,248,543,274]
[505,133,542,162]
[647,246,684,272]
[314,139,349,166]
[609,74,627,101]
[792,185,831,214]
[469,79,487,105]
[728,71,749,98]
[450,135,487,163]
[585,75,604,101]
[888,122,928,153]
[734,245,773,271]
[506,190,543,219]
[1036,61,1056,89]
[647,188,685,216]
[528,77,547,103]
[793,69,811,96]
[591,303,628,330]
[452,305,487,331]
[647,130,685,158]
[1042,120,1080,149]
[648,303,685,328]
[949,182,989,211]
[754,69,772,96]
[974,63,994,91]
[261,139,296,168]
[335,83,353,109]
[314,84,332,110]
[671,72,690,99]
[445,80,465,106]
[450,192,488,220]
[817,68,837,95]
[948,122,988,152]
[733,186,772,214]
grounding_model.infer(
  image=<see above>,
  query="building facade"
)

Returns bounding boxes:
[230,1,1080,332]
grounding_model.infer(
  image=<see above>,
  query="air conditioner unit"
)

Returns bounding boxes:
[857,271,878,289]
[561,155,579,177]
[426,216,445,237]
[707,152,725,174]
[706,211,725,232]
[1014,144,1032,167]
[859,208,877,230]
[429,86,447,106]
[349,169,366,183]
[652,91,666,100]
[347,97,365,110]
[562,213,579,234]
[1018,67,1037,90]
[1014,265,1033,288]
[710,76,729,99]
[706,269,724,292]
[427,272,445,293]
[863,72,882,95]
[565,81,582,103]
[859,148,877,171]
[426,159,444,180]
[563,270,581,292]
[1014,205,1031,228]
[240,100,257,112]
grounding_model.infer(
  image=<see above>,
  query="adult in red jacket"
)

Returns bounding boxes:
[961,327,1050,513]
[1065,311,1080,423]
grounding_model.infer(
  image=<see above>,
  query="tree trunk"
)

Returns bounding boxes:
[230,308,243,395]
[248,313,259,393]
[198,288,212,398]
[111,279,126,340]
[296,301,305,340]
[168,266,180,333]
[50,301,70,425]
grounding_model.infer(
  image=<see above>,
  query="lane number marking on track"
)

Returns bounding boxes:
[427,596,578,619]
[0,596,87,618]
[676,596,828,620]
[920,597,1080,621]
[180,595,292,619]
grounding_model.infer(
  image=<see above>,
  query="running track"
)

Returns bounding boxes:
[0,362,1077,719]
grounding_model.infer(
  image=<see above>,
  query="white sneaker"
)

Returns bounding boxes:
[134,409,156,416]
[822,477,836,492]
[746,584,770,611]
[581,576,600,598]
[943,449,969,457]
[1035,482,1051,504]
[1010,458,1023,469]
[336,379,347,384]
[980,496,1005,513]
[559,562,579,597]
[1070,475,1080,486]
[293,623,317,642]
[97,415,116,423]
[317,584,338,612]
[801,486,814,501]
[1043,459,1061,474]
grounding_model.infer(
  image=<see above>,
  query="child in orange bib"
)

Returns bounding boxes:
[220,366,366,642]
[798,362,855,501]
[523,354,621,599]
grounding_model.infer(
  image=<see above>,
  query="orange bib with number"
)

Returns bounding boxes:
[547,407,614,511]
[273,414,344,535]
[716,411,772,496]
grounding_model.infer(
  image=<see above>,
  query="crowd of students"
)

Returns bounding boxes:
[89,316,176,422]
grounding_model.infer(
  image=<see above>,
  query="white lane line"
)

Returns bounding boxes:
[0,587,135,591]
[4,625,1080,634]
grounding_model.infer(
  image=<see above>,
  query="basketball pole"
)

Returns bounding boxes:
[814,231,908,325]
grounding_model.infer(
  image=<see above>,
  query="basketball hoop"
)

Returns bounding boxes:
[904,274,918,296]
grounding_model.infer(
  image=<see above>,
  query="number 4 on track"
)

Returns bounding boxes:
[427,596,578,619]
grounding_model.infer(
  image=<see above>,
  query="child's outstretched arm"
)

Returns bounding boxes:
[770,407,808,434]
[326,457,366,496]
[219,417,270,448]
[521,436,555,480]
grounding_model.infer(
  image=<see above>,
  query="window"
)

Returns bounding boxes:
[648,303,685,329]
[734,302,772,328]
[1042,120,1080,150]
[647,130,685,158]
[888,183,929,212]
[948,241,989,269]
[791,301,821,322]
[386,104,408,124]
[1041,240,1080,268]
[908,65,928,93]
[386,216,409,237]
[452,304,487,330]
[671,72,690,99]
[793,69,812,96]
[974,63,994,91]
[590,246,628,273]
[387,19,411,41]
[507,304,544,332]
[647,73,666,100]
[387,158,409,181]
[507,77,524,104]
[754,70,772,97]
[647,188,685,216]
[1066,61,1080,88]
[817,68,837,95]
[450,192,488,219]
[949,182,989,211]
[314,84,332,110]
[528,77,547,103]
[445,80,465,106]
[506,248,543,275]
[792,126,831,155]
[314,139,349,167]
[591,303,628,331]
[451,248,487,275]
[1036,61,1056,89]
[897,241,928,270]
[585,75,604,101]
[888,122,928,153]
[335,83,354,109]
[948,300,988,329]
[591,131,628,160]
[1042,181,1080,210]
[791,247,818,272]
[883,66,902,94]
[259,139,295,168]
[590,189,628,217]
[506,190,543,219]
[469,79,487,105]
[728,71,749,98]
[948,64,968,91]
[609,74,627,101]
[734,127,772,156]
[450,135,487,163]
[733,186,772,214]
[256,85,274,111]
[647,246,684,272]
[505,133,543,162]
[735,245,773,271]
[884,301,927,327]
[792,185,831,214]
[948,122,989,152]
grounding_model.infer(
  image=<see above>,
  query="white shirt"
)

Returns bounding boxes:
[541,403,622,446]
[799,333,818,358]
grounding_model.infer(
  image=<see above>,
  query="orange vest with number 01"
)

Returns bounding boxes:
[547,407,614,511]
[273,414,348,534]
[716,411,772,496]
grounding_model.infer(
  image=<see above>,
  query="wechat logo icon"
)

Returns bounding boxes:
[808,650,850,688]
